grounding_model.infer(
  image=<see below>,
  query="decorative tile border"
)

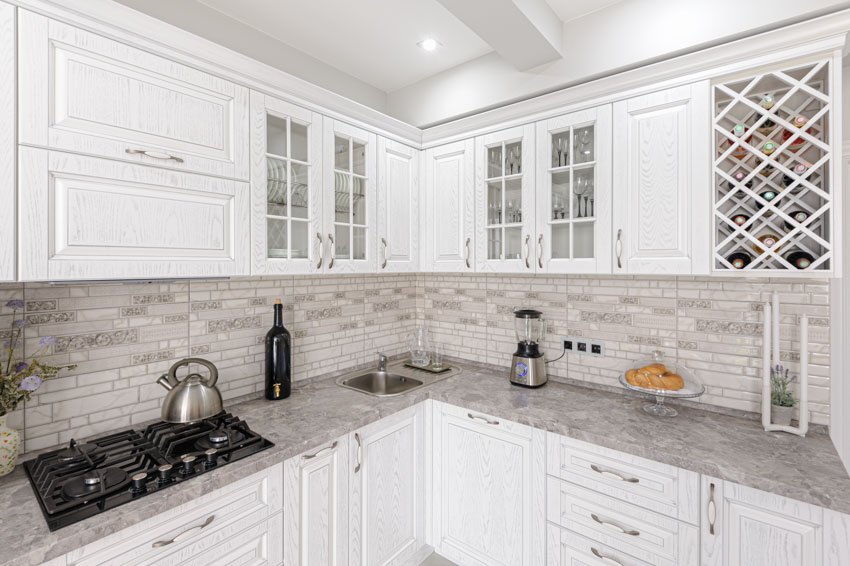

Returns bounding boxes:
[55,329,139,352]
[207,316,263,333]
[695,319,763,335]
[26,312,76,325]
[132,294,175,305]
[580,311,633,325]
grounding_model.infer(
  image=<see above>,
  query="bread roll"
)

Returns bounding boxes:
[659,373,684,391]
[626,369,651,388]
[640,363,668,376]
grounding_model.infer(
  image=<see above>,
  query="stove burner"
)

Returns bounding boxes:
[56,442,106,467]
[195,429,247,451]
[61,468,128,501]
[209,430,229,444]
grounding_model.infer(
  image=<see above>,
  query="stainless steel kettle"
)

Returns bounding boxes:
[156,358,223,423]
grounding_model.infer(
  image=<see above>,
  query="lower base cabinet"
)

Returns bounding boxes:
[547,523,655,566]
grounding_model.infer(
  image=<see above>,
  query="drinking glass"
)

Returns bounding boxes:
[432,343,444,370]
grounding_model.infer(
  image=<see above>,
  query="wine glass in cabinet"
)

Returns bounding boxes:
[475,124,535,272]
[534,106,612,274]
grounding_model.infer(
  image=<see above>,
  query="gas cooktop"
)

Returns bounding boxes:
[24,412,273,531]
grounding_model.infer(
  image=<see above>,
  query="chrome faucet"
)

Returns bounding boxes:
[377,352,388,372]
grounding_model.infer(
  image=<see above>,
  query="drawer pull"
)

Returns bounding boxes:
[708,482,716,535]
[591,513,639,536]
[591,547,624,566]
[125,148,184,163]
[467,413,499,425]
[301,441,337,461]
[152,515,214,548]
[591,464,639,483]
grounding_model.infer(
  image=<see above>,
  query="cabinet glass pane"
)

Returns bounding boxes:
[353,227,366,260]
[291,121,308,162]
[487,181,502,225]
[551,224,570,259]
[335,173,350,222]
[574,126,594,163]
[335,136,350,172]
[574,224,594,258]
[551,171,571,220]
[267,115,287,157]
[352,141,366,175]
[573,168,595,219]
[267,217,288,258]
[291,220,309,259]
[352,177,366,225]
[552,131,570,168]
[488,228,501,260]
[504,141,522,175]
[267,156,288,217]
[505,227,522,260]
[335,225,350,259]
[505,178,522,223]
[487,146,503,179]
[290,162,309,219]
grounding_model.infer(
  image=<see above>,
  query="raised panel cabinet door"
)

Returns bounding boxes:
[18,148,250,281]
[250,91,324,275]
[18,11,250,181]
[432,402,545,566]
[377,137,419,273]
[612,82,710,274]
[0,1,14,281]
[421,139,475,272]
[475,124,536,273]
[284,436,349,566]
[534,105,613,274]
[323,120,377,273]
[700,476,824,566]
[349,405,425,566]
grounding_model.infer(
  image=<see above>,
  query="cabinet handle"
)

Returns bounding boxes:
[708,482,716,535]
[152,515,215,548]
[328,233,335,270]
[125,148,184,163]
[467,412,499,425]
[316,233,324,269]
[590,547,624,566]
[354,432,362,473]
[590,464,639,483]
[615,229,623,269]
[464,237,471,269]
[590,513,639,536]
[381,237,388,269]
[524,235,530,269]
[301,440,337,461]
[537,234,543,269]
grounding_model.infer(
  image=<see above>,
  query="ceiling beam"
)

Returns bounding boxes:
[436,0,563,70]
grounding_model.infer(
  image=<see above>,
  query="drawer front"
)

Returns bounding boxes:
[66,464,282,566]
[19,10,249,180]
[19,148,250,280]
[547,523,653,566]
[547,433,699,524]
[547,477,698,566]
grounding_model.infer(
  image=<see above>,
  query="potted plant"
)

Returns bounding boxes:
[770,364,796,426]
[0,300,75,476]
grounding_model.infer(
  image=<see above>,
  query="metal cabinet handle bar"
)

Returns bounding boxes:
[465,237,471,269]
[467,413,499,425]
[537,234,543,269]
[381,237,388,269]
[301,440,337,461]
[152,515,215,548]
[615,229,623,269]
[316,233,324,269]
[590,513,640,536]
[126,148,184,163]
[590,464,639,483]
[591,547,624,566]
[524,234,530,269]
[328,233,335,270]
[708,482,717,535]
[354,432,362,473]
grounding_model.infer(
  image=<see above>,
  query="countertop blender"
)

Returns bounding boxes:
[510,309,547,387]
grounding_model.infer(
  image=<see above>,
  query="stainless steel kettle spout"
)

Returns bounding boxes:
[156,373,177,391]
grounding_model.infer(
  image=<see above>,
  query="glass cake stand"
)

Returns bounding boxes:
[619,351,705,417]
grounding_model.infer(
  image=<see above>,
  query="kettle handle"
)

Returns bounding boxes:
[168,358,219,388]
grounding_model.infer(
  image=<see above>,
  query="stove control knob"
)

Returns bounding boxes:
[204,448,218,468]
[157,463,173,483]
[131,472,148,492]
[181,455,196,475]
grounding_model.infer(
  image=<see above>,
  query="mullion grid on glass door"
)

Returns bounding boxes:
[266,114,292,260]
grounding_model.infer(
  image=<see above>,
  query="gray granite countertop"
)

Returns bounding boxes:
[2,360,849,565]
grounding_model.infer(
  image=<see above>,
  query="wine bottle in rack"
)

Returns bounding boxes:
[727,252,753,269]
[784,250,814,269]
[731,213,750,227]
[783,115,810,152]
[783,210,809,230]
[726,170,753,193]
[754,157,776,177]
[755,95,778,135]
[755,189,778,212]
[753,233,781,255]
[762,141,777,155]
[729,125,750,160]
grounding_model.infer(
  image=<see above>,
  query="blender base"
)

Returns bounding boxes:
[510,355,547,387]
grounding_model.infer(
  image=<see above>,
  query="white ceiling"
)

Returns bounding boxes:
[544,0,626,22]
[197,0,493,92]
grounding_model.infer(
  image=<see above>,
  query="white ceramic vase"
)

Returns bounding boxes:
[0,415,20,477]
[771,404,794,427]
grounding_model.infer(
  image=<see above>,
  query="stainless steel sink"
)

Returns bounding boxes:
[339,371,424,397]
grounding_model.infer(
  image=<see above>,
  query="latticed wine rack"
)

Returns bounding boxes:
[712,58,836,273]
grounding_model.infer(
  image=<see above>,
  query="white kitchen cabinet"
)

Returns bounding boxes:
[18,10,249,181]
[349,405,426,566]
[250,91,324,275]
[324,120,377,273]
[612,82,711,274]
[547,524,655,566]
[17,148,250,281]
[377,138,420,272]
[0,1,14,281]
[535,105,612,274]
[432,402,545,566]
[475,124,536,273]
[421,140,475,272]
[284,435,350,566]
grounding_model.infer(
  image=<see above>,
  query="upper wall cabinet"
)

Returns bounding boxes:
[0,2,14,282]
[18,10,250,181]
[421,139,475,272]
[377,138,420,272]
[535,106,613,274]
[250,92,324,275]
[612,82,711,275]
[324,120,377,273]
[475,124,536,273]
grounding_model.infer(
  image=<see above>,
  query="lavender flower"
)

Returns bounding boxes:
[5,300,24,310]
[19,375,42,392]
[14,362,28,373]
[39,336,57,347]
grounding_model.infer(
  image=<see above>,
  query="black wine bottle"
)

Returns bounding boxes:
[783,210,809,230]
[726,170,753,193]
[728,252,752,269]
[265,298,291,400]
[731,213,750,227]
[784,250,815,269]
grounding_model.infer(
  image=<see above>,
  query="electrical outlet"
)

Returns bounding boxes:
[590,340,605,357]
[562,335,603,358]
[577,341,587,353]
[563,339,574,351]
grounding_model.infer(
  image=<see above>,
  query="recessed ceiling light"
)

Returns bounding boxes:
[417,37,440,52]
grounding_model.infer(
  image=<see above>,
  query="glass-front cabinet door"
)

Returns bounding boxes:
[534,105,612,273]
[250,92,323,274]
[324,120,377,273]
[475,124,536,272]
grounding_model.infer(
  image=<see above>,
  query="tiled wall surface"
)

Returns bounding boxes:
[0,272,830,454]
